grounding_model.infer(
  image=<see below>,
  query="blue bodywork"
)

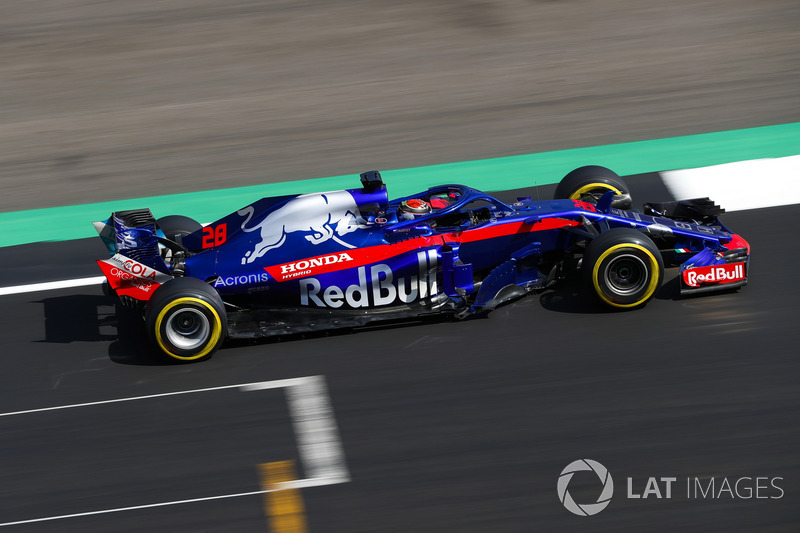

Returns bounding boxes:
[95,171,749,338]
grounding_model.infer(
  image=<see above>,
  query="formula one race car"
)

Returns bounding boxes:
[95,166,750,362]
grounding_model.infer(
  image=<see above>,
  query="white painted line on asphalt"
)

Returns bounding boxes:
[247,375,351,483]
[0,275,105,296]
[0,376,350,527]
[0,378,303,418]
[661,155,800,211]
[0,476,347,528]
[0,489,269,528]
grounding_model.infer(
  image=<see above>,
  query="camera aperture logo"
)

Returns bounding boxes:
[557,459,614,516]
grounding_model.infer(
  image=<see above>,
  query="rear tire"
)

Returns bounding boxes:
[157,215,202,243]
[145,277,227,362]
[555,165,630,205]
[582,228,663,309]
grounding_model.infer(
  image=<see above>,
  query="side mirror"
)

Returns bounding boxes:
[597,190,632,212]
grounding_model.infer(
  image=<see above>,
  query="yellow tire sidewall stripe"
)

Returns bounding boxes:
[569,183,622,200]
[155,297,222,360]
[592,243,660,308]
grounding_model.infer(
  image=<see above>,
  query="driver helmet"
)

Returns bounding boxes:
[398,199,432,220]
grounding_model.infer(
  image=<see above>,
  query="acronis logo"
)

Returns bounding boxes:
[213,272,270,288]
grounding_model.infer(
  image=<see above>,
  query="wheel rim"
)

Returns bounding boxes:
[164,308,210,350]
[569,183,622,203]
[603,254,648,295]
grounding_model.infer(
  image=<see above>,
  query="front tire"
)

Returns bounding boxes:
[555,165,630,205]
[145,277,227,362]
[582,228,663,309]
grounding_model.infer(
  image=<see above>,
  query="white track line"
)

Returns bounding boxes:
[0,275,104,296]
[661,155,800,211]
[0,376,349,527]
[0,489,272,528]
[0,377,307,418]
[0,477,347,528]
[262,375,350,483]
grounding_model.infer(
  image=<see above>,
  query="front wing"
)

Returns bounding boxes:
[679,234,750,295]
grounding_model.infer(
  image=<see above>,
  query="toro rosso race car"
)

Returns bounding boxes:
[95,166,750,362]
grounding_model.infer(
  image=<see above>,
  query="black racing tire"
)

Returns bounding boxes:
[554,165,630,204]
[582,228,664,309]
[157,215,203,243]
[145,277,227,362]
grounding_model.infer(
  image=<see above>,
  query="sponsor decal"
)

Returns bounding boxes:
[300,250,438,308]
[670,220,715,233]
[213,272,269,288]
[114,282,159,300]
[106,264,157,294]
[115,226,158,250]
[611,208,643,221]
[267,252,355,282]
[108,267,154,287]
[614,214,716,236]
[683,262,745,287]
[262,218,578,283]
[118,230,140,249]
[108,255,159,280]
[572,200,597,212]
[98,254,172,301]
[237,191,365,264]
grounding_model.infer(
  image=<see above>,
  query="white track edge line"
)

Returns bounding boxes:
[0,275,105,296]
[0,476,343,528]
[0,377,312,417]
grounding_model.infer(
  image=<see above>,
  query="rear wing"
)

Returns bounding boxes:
[94,209,172,302]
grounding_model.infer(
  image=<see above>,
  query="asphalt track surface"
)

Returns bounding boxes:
[0,177,798,532]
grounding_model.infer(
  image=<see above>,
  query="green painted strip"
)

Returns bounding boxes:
[2,122,799,248]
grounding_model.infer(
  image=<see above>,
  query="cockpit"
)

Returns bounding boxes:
[353,171,510,234]
[388,184,510,232]
[397,187,464,220]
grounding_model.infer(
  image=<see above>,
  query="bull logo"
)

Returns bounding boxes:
[118,230,140,249]
[238,191,364,264]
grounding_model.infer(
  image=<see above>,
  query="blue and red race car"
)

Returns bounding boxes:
[95,166,750,362]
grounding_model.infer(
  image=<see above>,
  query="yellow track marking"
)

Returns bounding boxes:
[259,461,309,533]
